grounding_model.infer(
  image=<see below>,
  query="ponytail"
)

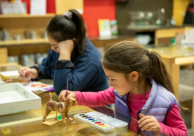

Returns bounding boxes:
[68,9,86,59]
[103,41,174,95]
[47,9,86,59]
[148,51,174,94]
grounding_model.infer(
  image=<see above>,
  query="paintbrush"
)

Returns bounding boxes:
[16,65,31,82]
[66,78,69,98]
[130,117,169,136]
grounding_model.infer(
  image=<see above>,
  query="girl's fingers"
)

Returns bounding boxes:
[59,91,66,102]
[18,70,25,76]
[139,118,153,127]
[141,122,155,131]
[139,113,145,118]
[145,126,158,132]
[138,116,152,124]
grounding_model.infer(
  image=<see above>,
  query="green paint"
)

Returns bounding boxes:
[57,115,62,120]
[53,115,67,120]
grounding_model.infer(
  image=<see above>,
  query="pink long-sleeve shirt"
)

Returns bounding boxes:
[75,87,188,136]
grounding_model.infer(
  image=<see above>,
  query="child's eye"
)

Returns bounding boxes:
[110,79,115,81]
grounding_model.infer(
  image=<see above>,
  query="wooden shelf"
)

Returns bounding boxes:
[0,39,49,46]
[0,14,55,19]
[0,36,135,47]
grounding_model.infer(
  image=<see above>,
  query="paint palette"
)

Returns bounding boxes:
[74,111,128,132]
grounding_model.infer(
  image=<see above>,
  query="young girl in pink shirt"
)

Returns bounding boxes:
[59,41,188,136]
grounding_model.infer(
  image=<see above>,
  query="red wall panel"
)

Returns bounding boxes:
[82,0,116,36]
[20,0,116,36]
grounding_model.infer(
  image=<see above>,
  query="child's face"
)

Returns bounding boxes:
[103,68,138,95]
[47,34,60,53]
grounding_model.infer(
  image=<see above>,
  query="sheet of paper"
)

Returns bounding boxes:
[98,19,111,37]
[0,97,15,104]
[21,82,54,92]
[30,0,46,15]
[0,71,19,77]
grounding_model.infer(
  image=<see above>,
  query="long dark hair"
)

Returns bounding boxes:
[47,9,86,59]
[103,41,174,94]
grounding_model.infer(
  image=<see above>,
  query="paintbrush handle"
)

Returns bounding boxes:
[66,78,69,97]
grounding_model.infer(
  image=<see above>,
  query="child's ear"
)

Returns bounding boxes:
[129,71,139,81]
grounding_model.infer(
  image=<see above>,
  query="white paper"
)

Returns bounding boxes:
[21,82,53,92]
[0,71,19,77]
[11,1,26,14]
[30,0,46,15]
[0,97,15,104]
[98,20,111,38]
[1,2,13,14]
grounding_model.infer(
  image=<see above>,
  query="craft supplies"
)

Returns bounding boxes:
[21,82,54,93]
[0,83,41,116]
[74,111,128,132]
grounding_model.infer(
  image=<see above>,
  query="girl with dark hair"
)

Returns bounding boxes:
[60,41,188,136]
[19,9,108,95]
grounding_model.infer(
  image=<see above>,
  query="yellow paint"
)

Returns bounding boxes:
[1,128,11,135]
[102,125,109,128]
[173,0,190,25]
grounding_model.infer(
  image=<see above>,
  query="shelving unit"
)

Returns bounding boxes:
[0,39,49,46]
[0,13,135,64]
[0,14,55,19]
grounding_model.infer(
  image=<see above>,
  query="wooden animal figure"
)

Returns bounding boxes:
[42,92,77,123]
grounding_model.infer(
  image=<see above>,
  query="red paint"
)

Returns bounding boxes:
[94,122,101,124]
[31,84,47,88]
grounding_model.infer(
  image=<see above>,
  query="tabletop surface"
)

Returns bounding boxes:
[0,78,137,136]
[145,45,194,59]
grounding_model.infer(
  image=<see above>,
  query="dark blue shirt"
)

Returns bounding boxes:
[32,37,109,95]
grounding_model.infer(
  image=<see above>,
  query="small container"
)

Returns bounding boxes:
[31,31,37,40]
[13,35,23,41]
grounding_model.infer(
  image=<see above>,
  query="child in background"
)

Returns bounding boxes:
[18,9,108,95]
[59,41,188,136]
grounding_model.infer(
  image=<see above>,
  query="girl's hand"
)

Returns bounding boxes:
[18,67,38,82]
[138,113,160,134]
[58,40,74,56]
[59,90,75,102]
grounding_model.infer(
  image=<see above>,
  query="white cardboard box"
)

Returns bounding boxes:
[0,83,41,116]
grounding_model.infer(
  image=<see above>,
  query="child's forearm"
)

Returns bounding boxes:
[159,123,188,136]
[159,104,188,136]
[75,87,115,107]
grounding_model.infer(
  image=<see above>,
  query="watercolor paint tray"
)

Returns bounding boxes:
[74,111,128,132]
[0,83,41,116]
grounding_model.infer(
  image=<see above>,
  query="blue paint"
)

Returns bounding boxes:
[89,118,94,120]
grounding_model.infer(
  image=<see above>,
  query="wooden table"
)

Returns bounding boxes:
[0,91,137,136]
[148,46,194,100]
